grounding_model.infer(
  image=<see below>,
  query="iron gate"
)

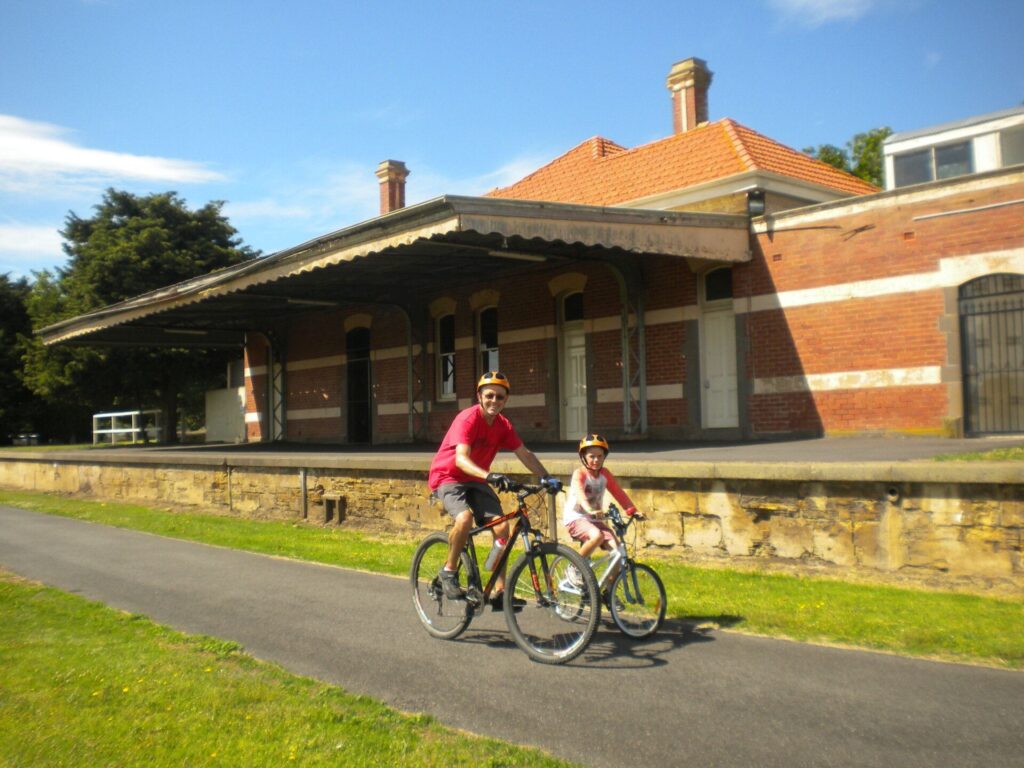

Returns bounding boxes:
[959,273,1024,435]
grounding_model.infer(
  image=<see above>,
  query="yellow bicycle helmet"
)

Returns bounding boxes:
[578,434,610,458]
[477,370,511,393]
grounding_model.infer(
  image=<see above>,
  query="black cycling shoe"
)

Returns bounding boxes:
[437,568,466,600]
[489,591,526,612]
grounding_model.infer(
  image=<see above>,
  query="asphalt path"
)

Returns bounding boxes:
[2,505,1022,768]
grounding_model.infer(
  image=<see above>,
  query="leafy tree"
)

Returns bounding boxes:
[804,126,893,187]
[803,143,850,173]
[849,127,892,188]
[23,189,257,443]
[0,274,40,444]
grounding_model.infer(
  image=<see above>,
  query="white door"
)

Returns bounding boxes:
[562,325,588,438]
[701,309,738,428]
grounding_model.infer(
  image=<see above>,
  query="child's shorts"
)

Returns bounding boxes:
[566,518,616,547]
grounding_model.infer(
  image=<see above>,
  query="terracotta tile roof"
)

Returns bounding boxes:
[486,118,878,205]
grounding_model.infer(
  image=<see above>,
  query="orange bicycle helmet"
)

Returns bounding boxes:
[477,370,511,393]
[578,434,610,458]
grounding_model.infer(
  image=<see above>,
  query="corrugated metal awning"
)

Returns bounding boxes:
[39,195,750,347]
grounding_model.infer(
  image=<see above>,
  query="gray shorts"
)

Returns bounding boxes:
[435,482,503,525]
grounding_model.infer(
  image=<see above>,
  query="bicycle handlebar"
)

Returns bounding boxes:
[492,478,561,497]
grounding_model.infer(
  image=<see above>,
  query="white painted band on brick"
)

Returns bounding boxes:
[245,366,267,377]
[597,384,682,403]
[504,393,546,409]
[753,366,942,395]
[373,345,421,361]
[288,355,344,372]
[286,407,342,421]
[244,412,262,424]
[742,248,1024,314]
[498,325,556,345]
[378,402,428,416]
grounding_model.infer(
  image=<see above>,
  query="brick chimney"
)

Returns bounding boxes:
[375,160,409,214]
[666,57,713,134]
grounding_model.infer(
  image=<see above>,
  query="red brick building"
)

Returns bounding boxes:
[42,58,1024,442]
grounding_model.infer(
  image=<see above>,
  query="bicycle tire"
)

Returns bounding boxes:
[609,562,666,639]
[410,531,473,640]
[505,542,600,664]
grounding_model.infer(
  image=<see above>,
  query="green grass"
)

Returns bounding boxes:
[0,570,576,768]
[934,445,1024,461]
[1,489,1022,670]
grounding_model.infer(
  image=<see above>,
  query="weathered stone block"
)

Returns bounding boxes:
[682,514,724,554]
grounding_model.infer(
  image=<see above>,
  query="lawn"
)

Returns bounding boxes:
[0,570,576,767]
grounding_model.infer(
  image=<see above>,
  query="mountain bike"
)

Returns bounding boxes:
[555,502,666,639]
[411,479,601,664]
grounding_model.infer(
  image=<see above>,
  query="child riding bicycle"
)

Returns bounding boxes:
[562,434,643,566]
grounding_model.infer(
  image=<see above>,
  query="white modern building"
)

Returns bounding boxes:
[884,105,1024,190]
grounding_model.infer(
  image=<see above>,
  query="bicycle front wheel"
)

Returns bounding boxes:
[610,562,666,639]
[410,532,473,640]
[505,543,600,664]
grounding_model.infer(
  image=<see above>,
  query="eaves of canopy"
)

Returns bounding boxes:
[38,195,750,348]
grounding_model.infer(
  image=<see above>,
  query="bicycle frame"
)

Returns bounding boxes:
[576,504,636,589]
[463,488,551,605]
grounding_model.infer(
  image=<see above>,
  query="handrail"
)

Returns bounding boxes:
[92,409,163,445]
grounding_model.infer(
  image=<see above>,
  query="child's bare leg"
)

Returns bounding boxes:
[579,531,604,559]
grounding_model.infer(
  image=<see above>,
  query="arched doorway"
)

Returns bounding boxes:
[960,273,1024,435]
[346,327,372,443]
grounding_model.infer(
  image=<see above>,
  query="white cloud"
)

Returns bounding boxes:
[767,0,875,27]
[0,224,65,277]
[0,223,62,255]
[0,114,225,196]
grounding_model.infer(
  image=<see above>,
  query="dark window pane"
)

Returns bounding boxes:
[1000,127,1024,167]
[439,314,455,354]
[479,307,498,347]
[564,292,584,322]
[935,141,972,180]
[346,327,370,359]
[705,268,733,301]
[894,149,933,187]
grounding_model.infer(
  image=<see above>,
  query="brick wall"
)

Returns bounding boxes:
[239,171,1023,445]
[744,170,1024,436]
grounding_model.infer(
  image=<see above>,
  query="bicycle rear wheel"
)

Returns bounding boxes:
[609,562,666,639]
[410,532,473,640]
[505,543,600,664]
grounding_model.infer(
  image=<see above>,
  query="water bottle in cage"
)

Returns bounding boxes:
[484,538,506,570]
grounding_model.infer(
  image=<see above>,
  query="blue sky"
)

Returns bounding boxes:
[1,0,1022,278]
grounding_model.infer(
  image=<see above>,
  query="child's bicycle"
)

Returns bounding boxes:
[554,502,666,639]
[410,478,601,664]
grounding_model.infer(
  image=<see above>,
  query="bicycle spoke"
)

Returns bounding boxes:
[610,562,666,639]
[411,532,472,640]
[505,544,600,664]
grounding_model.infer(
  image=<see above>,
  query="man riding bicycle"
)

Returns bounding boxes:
[427,371,560,607]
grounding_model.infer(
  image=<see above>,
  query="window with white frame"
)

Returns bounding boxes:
[478,307,499,374]
[893,140,974,187]
[438,313,456,399]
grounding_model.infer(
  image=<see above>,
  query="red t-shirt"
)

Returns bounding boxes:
[427,405,523,490]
